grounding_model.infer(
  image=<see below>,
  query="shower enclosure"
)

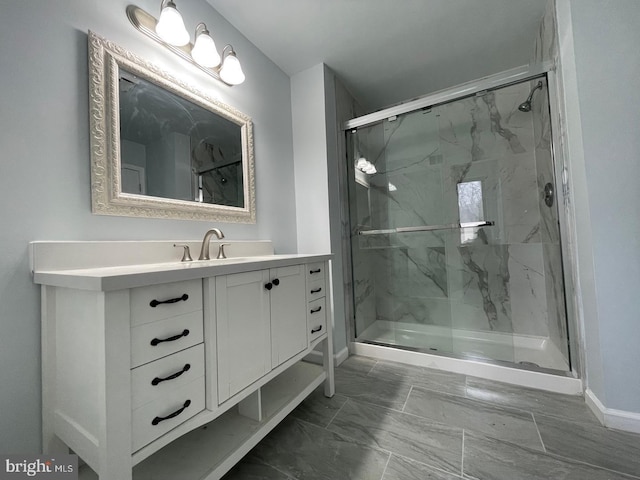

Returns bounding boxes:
[347,75,570,372]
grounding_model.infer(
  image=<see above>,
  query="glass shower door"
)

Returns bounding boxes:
[348,77,570,370]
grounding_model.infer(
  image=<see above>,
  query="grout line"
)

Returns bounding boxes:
[530,412,546,453]
[543,450,640,480]
[461,430,465,477]
[365,359,378,376]
[325,397,350,429]
[379,452,392,480]
[385,451,465,479]
[401,385,414,412]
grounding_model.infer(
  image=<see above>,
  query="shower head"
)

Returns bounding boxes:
[518,81,543,112]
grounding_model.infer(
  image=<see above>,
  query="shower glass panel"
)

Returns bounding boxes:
[348,76,570,371]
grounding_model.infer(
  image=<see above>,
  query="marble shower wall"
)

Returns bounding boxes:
[530,0,569,360]
[351,79,568,352]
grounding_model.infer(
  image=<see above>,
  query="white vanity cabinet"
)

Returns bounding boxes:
[215,264,307,404]
[32,241,334,480]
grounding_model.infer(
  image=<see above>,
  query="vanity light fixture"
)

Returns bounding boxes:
[219,45,245,85]
[191,23,221,68]
[155,0,189,46]
[126,3,246,86]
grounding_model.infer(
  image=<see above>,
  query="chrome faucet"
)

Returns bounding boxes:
[198,228,225,260]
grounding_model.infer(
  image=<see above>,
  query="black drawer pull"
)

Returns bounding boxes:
[149,293,189,308]
[311,325,323,334]
[310,306,322,314]
[150,329,190,346]
[272,278,280,286]
[151,400,191,425]
[264,282,273,291]
[310,287,322,294]
[309,268,321,274]
[151,364,191,386]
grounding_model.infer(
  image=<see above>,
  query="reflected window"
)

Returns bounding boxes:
[457,180,484,243]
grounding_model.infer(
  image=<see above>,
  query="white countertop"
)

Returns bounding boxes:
[33,253,332,291]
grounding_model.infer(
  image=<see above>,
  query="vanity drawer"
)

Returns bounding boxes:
[132,376,205,452]
[131,310,203,368]
[307,278,325,303]
[131,279,202,327]
[306,262,325,282]
[131,344,205,410]
[307,297,327,342]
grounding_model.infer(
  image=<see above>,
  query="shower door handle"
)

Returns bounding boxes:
[358,220,495,236]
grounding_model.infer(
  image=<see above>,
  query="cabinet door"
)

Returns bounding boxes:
[269,264,307,368]
[216,270,271,403]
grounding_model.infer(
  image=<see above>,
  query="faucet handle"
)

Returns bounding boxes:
[173,244,193,262]
[217,243,230,259]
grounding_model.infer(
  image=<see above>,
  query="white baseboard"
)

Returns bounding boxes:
[304,346,349,367]
[585,388,640,434]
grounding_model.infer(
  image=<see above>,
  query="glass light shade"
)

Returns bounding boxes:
[155,3,190,46]
[219,53,245,85]
[191,32,221,68]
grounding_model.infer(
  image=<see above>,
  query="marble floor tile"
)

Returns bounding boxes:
[328,398,463,475]
[465,376,599,425]
[338,354,378,374]
[221,457,294,480]
[369,360,467,397]
[291,385,348,428]
[249,416,390,480]
[335,365,412,409]
[535,414,640,477]
[404,387,543,450]
[382,455,463,480]
[463,431,637,480]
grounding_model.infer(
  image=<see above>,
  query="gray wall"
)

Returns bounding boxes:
[569,0,640,413]
[290,64,349,356]
[0,0,296,452]
[557,0,640,413]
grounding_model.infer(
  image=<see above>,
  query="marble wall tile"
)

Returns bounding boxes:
[437,83,535,165]
[448,244,513,333]
[328,399,464,475]
[442,156,541,245]
[375,296,453,328]
[543,243,569,358]
[447,244,549,337]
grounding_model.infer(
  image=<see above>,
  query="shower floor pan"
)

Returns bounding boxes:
[357,320,569,372]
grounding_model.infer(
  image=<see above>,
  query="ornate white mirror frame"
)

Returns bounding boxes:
[88,31,256,223]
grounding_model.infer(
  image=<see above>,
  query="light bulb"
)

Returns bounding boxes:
[191,25,221,68]
[155,1,189,46]
[220,50,245,85]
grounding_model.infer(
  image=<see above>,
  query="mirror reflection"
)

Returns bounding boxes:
[119,70,244,207]
[88,31,255,223]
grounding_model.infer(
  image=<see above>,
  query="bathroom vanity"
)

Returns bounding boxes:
[31,240,334,480]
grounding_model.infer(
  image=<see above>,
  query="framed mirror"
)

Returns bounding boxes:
[88,31,255,222]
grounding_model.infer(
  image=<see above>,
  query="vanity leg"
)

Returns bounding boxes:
[322,337,335,397]
[41,287,69,455]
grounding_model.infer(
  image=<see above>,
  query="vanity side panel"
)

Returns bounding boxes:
[54,288,103,458]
